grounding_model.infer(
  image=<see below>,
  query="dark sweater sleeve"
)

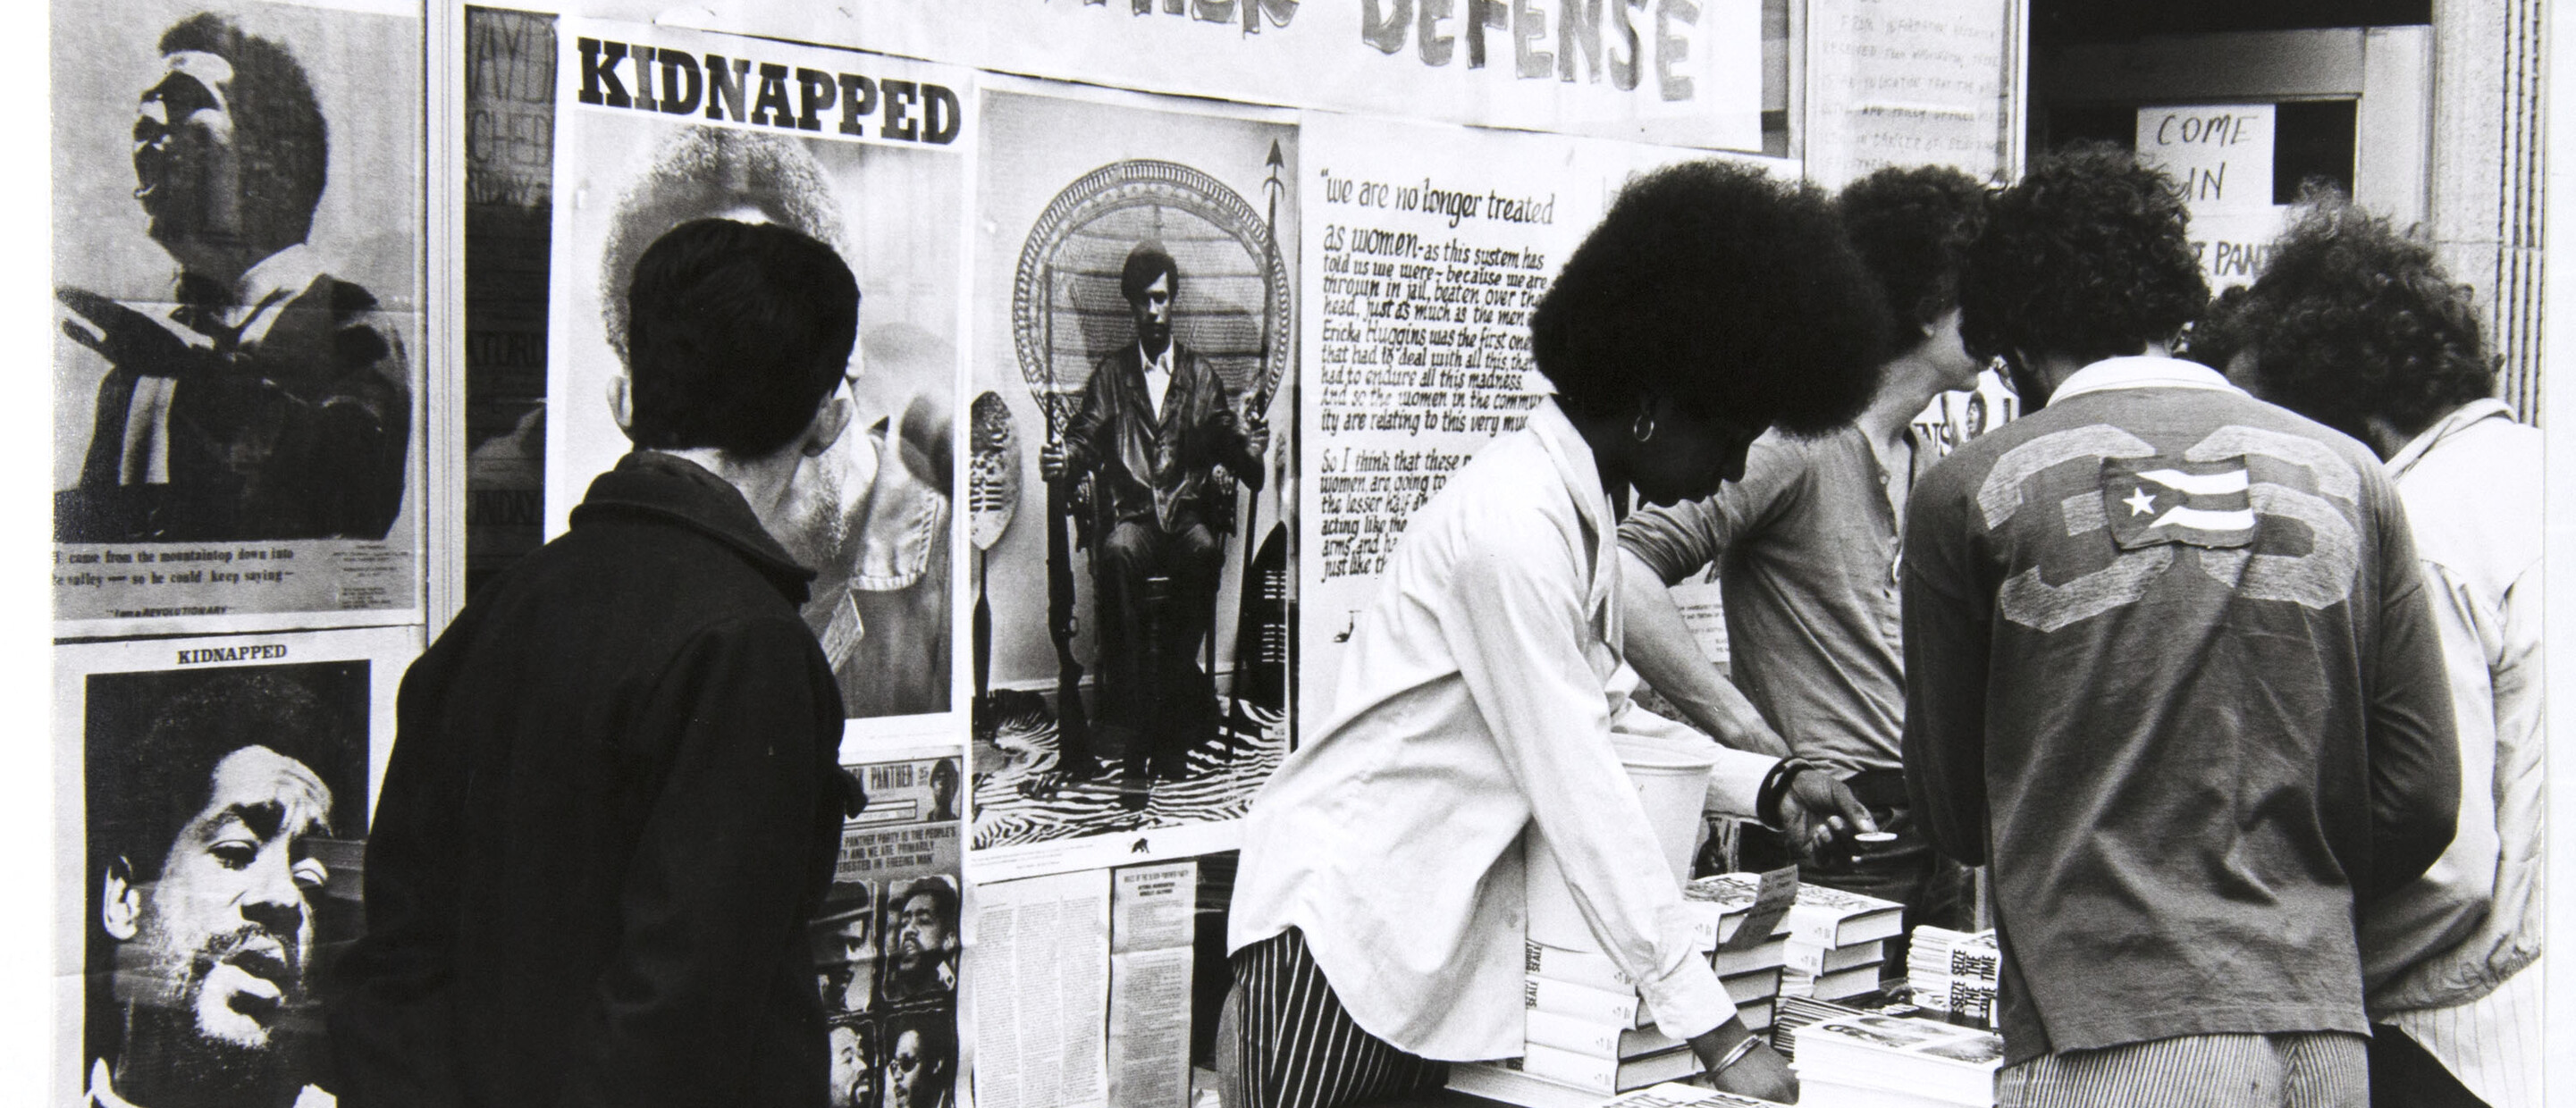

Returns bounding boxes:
[553,614,841,1108]
[1900,474,1992,868]
[2358,483,2460,900]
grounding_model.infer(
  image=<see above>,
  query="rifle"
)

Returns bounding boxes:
[1041,273,1092,775]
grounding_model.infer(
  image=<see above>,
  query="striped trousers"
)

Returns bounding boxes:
[1998,1032,2369,1108]
[1223,929,1449,1108]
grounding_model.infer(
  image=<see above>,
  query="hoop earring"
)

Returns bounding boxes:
[1631,411,1656,442]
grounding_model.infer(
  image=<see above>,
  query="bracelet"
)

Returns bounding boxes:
[1755,758,1816,829]
[1709,1032,1763,1078]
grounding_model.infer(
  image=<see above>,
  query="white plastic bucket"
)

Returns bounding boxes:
[1524,734,1719,951]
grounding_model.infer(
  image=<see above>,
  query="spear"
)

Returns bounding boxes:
[1227,139,1290,736]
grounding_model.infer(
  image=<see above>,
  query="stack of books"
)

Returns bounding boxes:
[1765,995,1865,1062]
[1452,936,1794,1106]
[1688,877,1902,1003]
[1789,1012,2003,1108]
[1904,927,1999,1028]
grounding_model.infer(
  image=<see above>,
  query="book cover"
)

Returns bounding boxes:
[1523,1009,1683,1061]
[1794,1013,2003,1105]
[1524,975,1641,1026]
[1521,1043,1701,1094]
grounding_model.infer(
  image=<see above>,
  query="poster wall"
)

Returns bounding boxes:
[811,745,966,1108]
[54,625,417,1107]
[542,19,967,726]
[966,84,1299,879]
[50,0,426,636]
[1294,111,1793,723]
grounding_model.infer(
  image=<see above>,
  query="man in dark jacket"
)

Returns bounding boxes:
[328,219,862,1108]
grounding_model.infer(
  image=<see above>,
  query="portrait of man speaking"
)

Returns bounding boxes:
[54,10,410,544]
[82,665,367,1108]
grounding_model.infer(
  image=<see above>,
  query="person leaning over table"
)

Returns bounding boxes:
[1225,160,1894,1108]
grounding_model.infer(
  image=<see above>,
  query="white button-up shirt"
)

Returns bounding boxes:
[2367,399,2545,1104]
[1231,398,1776,1060]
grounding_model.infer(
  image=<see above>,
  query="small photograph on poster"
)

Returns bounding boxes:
[51,0,425,634]
[812,879,883,1017]
[57,625,415,1108]
[883,1007,961,1108]
[808,745,962,1108]
[881,875,962,1007]
[827,1015,883,1108]
[546,20,966,725]
[968,85,1297,872]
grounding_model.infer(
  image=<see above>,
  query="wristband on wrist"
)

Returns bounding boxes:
[1755,758,1815,829]
[1709,1032,1762,1078]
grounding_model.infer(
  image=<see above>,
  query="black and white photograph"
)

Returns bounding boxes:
[18,2,2572,1108]
[967,86,1298,874]
[50,0,424,634]
[56,626,411,1108]
[543,19,966,725]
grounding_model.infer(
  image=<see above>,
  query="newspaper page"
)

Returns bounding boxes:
[967,81,1299,879]
[1295,111,1795,721]
[51,0,425,635]
[690,0,1763,152]
[810,744,966,1108]
[967,868,1113,1108]
[543,19,967,726]
[1107,861,1198,1108]
[54,625,417,1106]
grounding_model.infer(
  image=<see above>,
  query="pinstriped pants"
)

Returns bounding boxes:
[1998,1032,2370,1108]
[1225,929,1449,1108]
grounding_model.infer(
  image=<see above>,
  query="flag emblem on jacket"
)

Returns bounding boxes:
[2100,457,2257,550]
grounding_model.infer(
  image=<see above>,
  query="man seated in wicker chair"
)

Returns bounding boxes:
[1040,241,1268,793]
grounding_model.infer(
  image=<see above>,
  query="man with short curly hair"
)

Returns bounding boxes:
[1902,146,2459,1106]
[1617,165,1991,966]
[2219,198,2541,1108]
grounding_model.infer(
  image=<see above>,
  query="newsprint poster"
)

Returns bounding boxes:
[966,82,1299,879]
[1295,112,1794,722]
[809,744,965,1108]
[54,625,417,1107]
[543,20,967,727]
[51,0,426,636]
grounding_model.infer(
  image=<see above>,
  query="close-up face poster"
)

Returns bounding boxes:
[19,2,2573,1107]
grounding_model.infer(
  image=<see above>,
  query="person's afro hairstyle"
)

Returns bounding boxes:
[1530,159,1890,434]
[1837,164,1990,353]
[2179,284,2256,374]
[1120,240,1181,304]
[2230,192,2494,442]
[624,218,858,456]
[1959,143,2209,368]
[160,13,329,248]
